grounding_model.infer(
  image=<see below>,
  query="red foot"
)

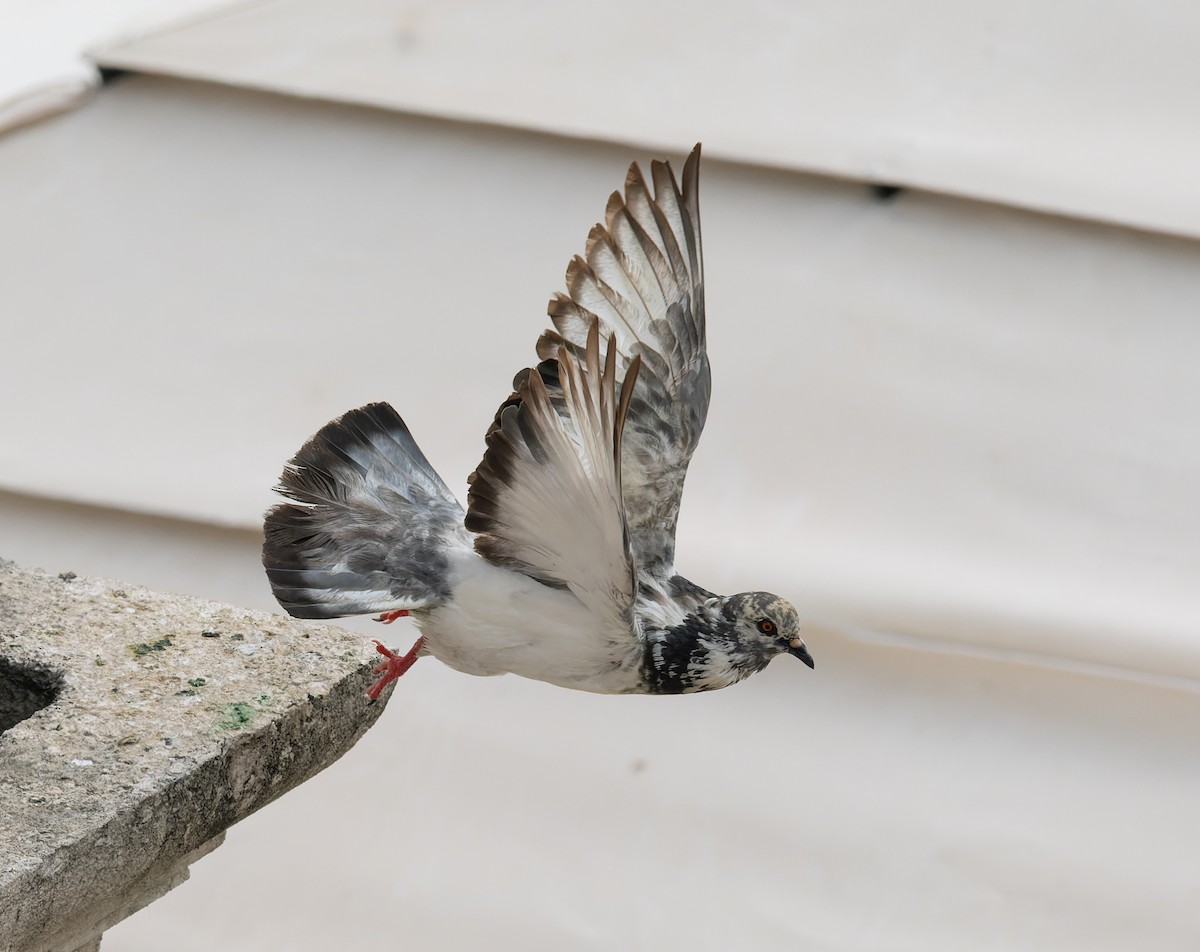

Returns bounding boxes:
[374,609,411,624]
[366,636,426,700]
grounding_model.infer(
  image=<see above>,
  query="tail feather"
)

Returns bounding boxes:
[263,402,466,619]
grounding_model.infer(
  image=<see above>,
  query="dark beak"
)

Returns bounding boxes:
[787,642,815,669]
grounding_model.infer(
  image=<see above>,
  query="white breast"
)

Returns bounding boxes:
[417,549,645,694]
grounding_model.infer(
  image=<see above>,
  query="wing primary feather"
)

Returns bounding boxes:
[681,144,704,300]
[484,143,709,585]
[615,351,641,463]
[615,203,677,304]
[605,195,669,318]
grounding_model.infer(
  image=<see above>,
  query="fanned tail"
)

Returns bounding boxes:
[263,403,466,619]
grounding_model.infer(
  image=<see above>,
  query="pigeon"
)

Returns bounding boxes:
[262,144,814,700]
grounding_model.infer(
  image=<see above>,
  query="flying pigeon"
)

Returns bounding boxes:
[262,144,814,700]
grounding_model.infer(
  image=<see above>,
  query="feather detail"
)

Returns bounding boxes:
[523,144,709,579]
[466,322,640,642]
[263,403,467,618]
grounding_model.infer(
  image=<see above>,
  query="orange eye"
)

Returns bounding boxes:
[757,618,775,635]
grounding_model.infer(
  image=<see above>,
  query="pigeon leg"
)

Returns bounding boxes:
[366,636,425,700]
[373,609,410,624]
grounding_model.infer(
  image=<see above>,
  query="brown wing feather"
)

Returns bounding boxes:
[466,323,641,637]
[531,145,709,580]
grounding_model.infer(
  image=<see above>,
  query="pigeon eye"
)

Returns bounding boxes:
[756,618,775,635]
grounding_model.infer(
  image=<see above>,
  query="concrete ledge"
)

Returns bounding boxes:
[0,560,387,952]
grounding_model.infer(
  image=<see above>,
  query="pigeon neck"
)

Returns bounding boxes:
[642,608,769,694]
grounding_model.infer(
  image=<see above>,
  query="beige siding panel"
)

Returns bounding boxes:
[0,0,235,133]
[95,0,1200,237]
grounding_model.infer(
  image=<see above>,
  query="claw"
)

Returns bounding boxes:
[374,609,411,624]
[366,636,425,700]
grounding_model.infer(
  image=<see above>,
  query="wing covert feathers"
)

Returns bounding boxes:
[467,324,640,638]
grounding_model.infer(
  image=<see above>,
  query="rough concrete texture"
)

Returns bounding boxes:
[0,559,389,952]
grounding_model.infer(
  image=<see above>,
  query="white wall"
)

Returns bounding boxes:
[95,0,1200,238]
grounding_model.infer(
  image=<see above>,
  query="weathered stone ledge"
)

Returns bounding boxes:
[0,560,387,952]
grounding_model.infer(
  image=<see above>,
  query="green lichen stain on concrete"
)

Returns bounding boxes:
[216,702,258,731]
[129,637,173,657]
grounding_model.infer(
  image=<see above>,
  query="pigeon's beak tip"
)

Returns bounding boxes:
[787,640,815,670]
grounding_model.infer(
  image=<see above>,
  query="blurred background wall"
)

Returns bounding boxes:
[2,2,1199,949]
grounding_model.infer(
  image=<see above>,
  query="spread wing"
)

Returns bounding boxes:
[466,322,642,638]
[534,144,709,580]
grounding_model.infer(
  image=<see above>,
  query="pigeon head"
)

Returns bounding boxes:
[718,592,814,669]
